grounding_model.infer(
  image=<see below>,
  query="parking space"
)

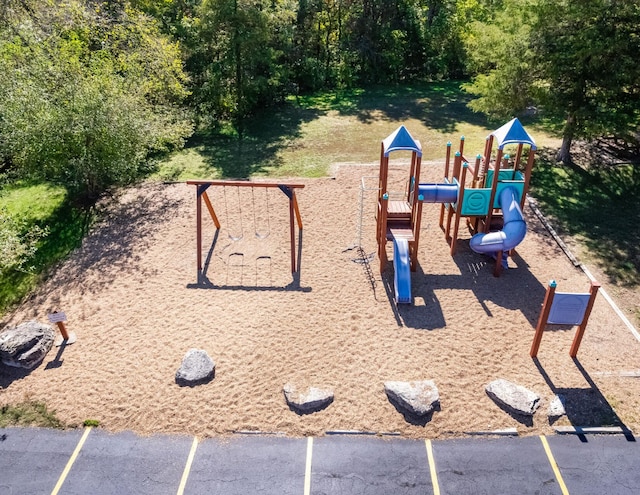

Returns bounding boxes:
[547,434,640,495]
[432,435,563,495]
[185,436,307,495]
[0,427,84,495]
[2,427,640,494]
[311,436,432,494]
[59,429,193,495]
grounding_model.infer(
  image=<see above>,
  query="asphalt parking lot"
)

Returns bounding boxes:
[1,427,640,494]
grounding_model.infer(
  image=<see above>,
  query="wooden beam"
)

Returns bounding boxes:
[196,187,202,271]
[569,281,601,358]
[202,191,221,229]
[187,179,305,189]
[530,281,557,358]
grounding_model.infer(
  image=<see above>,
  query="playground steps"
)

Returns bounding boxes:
[386,200,412,220]
[386,220,414,242]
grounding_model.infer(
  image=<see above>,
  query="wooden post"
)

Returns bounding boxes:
[472,154,482,185]
[452,151,462,180]
[411,195,424,272]
[449,162,468,255]
[56,321,69,340]
[412,151,422,208]
[444,142,452,178]
[493,250,503,277]
[485,148,503,231]
[48,311,77,346]
[289,194,296,272]
[292,191,303,229]
[378,143,388,203]
[514,143,524,172]
[530,281,557,358]
[481,135,494,181]
[379,193,389,273]
[196,186,202,272]
[440,142,452,229]
[408,151,417,202]
[522,149,536,210]
[569,281,601,358]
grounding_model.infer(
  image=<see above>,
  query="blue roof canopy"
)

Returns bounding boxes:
[382,125,422,157]
[490,118,537,150]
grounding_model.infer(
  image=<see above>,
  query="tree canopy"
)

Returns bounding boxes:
[0,0,192,204]
[1,0,639,191]
[463,0,640,164]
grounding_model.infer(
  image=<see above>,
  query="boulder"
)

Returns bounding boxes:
[0,321,55,370]
[485,379,540,417]
[384,380,440,417]
[175,349,215,386]
[548,395,567,419]
[283,383,334,414]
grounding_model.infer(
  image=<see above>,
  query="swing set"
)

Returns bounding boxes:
[187,180,304,275]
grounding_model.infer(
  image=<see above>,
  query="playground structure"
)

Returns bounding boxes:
[375,118,537,304]
[186,180,304,276]
[530,280,601,358]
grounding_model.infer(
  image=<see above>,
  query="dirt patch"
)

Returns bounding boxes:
[1,165,639,439]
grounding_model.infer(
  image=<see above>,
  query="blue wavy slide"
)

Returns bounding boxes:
[393,238,412,304]
[469,187,526,264]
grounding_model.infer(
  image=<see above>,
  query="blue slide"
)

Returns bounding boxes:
[469,186,526,258]
[393,238,412,304]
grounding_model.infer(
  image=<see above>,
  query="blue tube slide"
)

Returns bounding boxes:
[393,238,412,304]
[469,186,526,254]
[418,183,458,203]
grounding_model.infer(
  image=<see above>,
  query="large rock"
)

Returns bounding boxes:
[0,321,55,370]
[548,394,567,419]
[384,380,440,417]
[175,349,215,386]
[283,383,334,414]
[486,379,540,417]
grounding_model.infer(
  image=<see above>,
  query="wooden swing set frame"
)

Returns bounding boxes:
[187,180,304,274]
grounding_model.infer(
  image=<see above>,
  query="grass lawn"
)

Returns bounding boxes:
[151,82,561,181]
[0,182,89,315]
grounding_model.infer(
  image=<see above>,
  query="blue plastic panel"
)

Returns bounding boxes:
[547,293,591,325]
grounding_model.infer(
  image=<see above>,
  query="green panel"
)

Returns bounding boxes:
[485,169,524,187]
[460,188,491,216]
[494,181,525,208]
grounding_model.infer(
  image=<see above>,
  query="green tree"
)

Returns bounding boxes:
[0,1,192,204]
[532,0,640,164]
[195,0,292,134]
[464,0,640,164]
[462,0,536,118]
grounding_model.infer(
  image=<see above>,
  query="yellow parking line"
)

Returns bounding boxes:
[304,437,313,495]
[425,439,441,495]
[176,436,199,495]
[540,435,570,495]
[51,426,92,495]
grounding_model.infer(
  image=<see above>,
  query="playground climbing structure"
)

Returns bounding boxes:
[375,118,538,303]
[440,118,537,275]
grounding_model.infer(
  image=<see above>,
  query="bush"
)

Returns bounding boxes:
[0,1,193,205]
[0,208,47,274]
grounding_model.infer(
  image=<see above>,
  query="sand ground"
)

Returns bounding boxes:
[1,163,639,439]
